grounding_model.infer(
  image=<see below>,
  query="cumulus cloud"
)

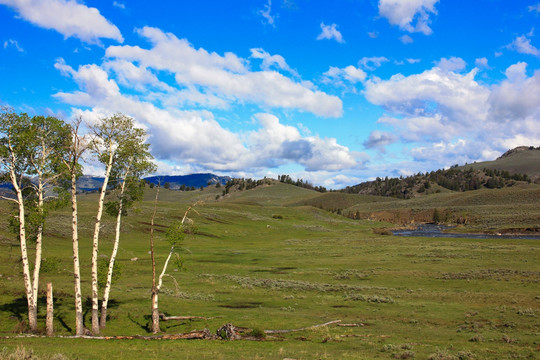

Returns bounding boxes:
[359,56,389,71]
[364,65,489,124]
[378,0,439,35]
[363,130,397,151]
[475,57,490,69]
[0,0,123,44]
[399,34,414,43]
[436,57,466,72]
[53,59,357,173]
[507,35,540,57]
[489,62,540,123]
[322,65,366,87]
[317,22,344,43]
[362,60,540,169]
[246,113,357,171]
[105,27,342,117]
[250,48,298,76]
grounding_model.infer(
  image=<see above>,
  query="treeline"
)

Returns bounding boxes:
[278,174,327,193]
[342,166,531,199]
[220,177,273,196]
[152,182,197,191]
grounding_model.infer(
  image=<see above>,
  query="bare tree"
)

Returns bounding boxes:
[150,201,201,333]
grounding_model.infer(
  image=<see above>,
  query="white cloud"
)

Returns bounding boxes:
[317,22,344,43]
[436,57,466,72]
[379,0,439,35]
[362,60,540,167]
[250,48,298,76]
[475,57,490,69]
[0,0,123,44]
[258,0,275,27]
[406,58,421,64]
[507,35,540,57]
[105,27,341,117]
[53,59,357,173]
[489,62,540,123]
[399,34,414,43]
[363,130,397,151]
[359,56,389,71]
[3,38,23,52]
[112,1,125,9]
[364,65,489,125]
[323,65,366,87]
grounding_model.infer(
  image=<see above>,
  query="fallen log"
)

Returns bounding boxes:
[263,320,342,334]
[337,323,365,327]
[56,329,213,340]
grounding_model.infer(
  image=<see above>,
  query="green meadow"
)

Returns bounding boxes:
[1,183,539,359]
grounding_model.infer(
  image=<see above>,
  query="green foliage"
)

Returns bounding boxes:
[165,221,186,246]
[249,328,266,339]
[278,174,327,192]
[97,257,123,288]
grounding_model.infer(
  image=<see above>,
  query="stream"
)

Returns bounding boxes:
[391,224,540,240]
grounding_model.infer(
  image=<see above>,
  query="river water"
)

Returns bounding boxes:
[392,224,540,240]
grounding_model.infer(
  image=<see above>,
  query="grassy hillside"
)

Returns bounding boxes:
[302,184,540,232]
[460,146,540,181]
[0,183,539,359]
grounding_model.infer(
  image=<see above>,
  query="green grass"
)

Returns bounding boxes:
[0,184,539,359]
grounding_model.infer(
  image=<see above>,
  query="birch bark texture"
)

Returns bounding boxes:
[61,117,89,336]
[0,108,70,332]
[89,113,154,334]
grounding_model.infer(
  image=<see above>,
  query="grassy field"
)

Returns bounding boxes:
[0,183,539,359]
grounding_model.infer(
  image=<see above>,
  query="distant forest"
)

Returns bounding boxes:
[341,167,531,199]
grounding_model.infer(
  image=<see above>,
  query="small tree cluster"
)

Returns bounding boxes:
[278,174,327,193]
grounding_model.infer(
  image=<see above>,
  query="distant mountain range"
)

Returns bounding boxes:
[1,147,538,196]
[144,173,231,189]
[75,173,231,192]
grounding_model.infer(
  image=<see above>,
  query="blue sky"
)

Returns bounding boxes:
[1,0,540,188]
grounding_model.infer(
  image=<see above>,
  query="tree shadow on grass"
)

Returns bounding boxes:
[0,295,27,322]
[128,312,150,333]
[0,294,123,334]
[82,297,123,327]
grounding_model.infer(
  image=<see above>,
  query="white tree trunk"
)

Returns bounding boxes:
[70,171,84,335]
[150,186,160,333]
[153,202,196,333]
[46,282,54,336]
[91,149,115,335]
[100,174,127,328]
[31,179,44,314]
[10,165,36,331]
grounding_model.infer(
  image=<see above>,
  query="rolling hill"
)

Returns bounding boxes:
[460,146,540,181]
